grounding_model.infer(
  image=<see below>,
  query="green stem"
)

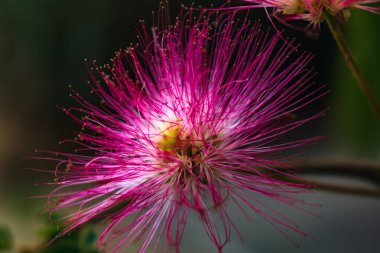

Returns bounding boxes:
[278,160,380,198]
[312,180,380,198]
[324,12,380,120]
[290,159,380,186]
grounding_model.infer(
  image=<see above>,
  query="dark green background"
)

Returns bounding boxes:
[0,1,379,252]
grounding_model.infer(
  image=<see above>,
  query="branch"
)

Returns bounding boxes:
[287,159,380,197]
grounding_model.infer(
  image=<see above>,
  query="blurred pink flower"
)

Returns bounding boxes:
[46,5,325,253]
[233,0,380,28]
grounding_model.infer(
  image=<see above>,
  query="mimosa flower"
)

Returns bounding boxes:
[232,0,380,28]
[46,5,325,253]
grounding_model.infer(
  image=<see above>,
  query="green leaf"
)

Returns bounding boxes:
[78,225,98,253]
[38,220,98,253]
[0,225,13,251]
[331,10,380,157]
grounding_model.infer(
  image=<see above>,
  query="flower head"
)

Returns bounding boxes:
[46,4,325,253]
[233,0,380,28]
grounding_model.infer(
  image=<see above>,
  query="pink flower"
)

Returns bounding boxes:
[233,0,380,28]
[46,5,325,253]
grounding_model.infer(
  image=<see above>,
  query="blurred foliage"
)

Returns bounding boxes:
[37,228,98,253]
[332,10,380,157]
[0,225,13,251]
[34,214,98,253]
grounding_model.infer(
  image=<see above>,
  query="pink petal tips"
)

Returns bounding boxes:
[232,0,380,28]
[44,4,326,253]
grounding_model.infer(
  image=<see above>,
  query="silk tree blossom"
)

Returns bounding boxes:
[231,0,380,28]
[45,5,326,253]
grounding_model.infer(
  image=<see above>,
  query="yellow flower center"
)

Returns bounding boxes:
[155,124,202,158]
